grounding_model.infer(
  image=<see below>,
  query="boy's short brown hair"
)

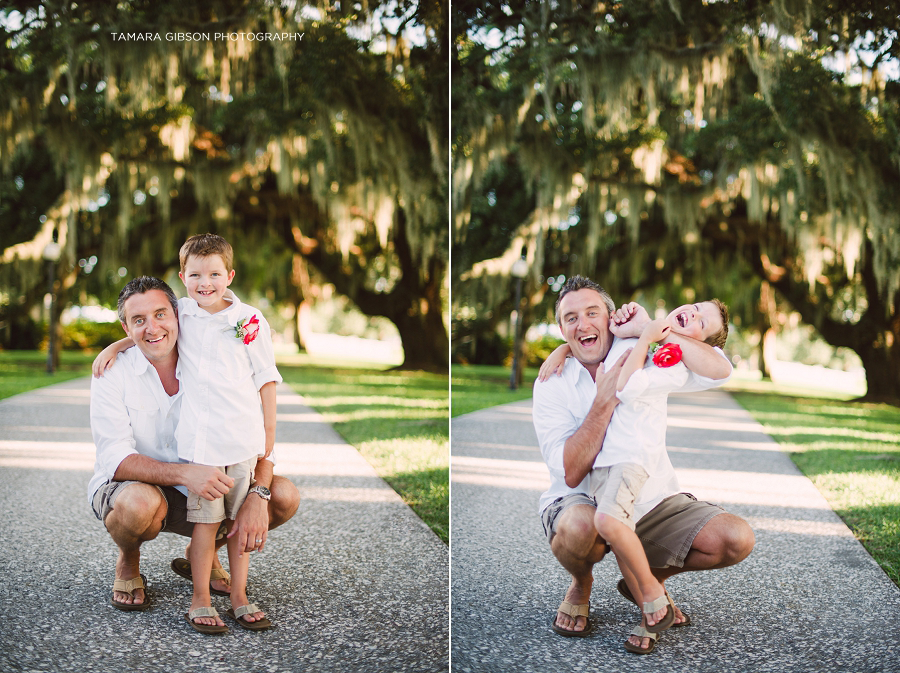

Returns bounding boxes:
[703,298,729,349]
[179,233,234,273]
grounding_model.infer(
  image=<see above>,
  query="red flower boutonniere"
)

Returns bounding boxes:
[652,342,682,368]
[234,315,260,345]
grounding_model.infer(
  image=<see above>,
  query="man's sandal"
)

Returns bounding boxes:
[550,600,593,637]
[226,604,272,631]
[185,607,229,634]
[642,592,676,633]
[616,578,691,626]
[110,573,150,611]
[171,557,232,597]
[623,626,659,655]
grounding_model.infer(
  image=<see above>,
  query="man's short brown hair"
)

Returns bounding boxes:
[554,275,616,326]
[179,233,234,273]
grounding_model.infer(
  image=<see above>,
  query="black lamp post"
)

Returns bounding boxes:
[43,241,61,374]
[509,253,529,391]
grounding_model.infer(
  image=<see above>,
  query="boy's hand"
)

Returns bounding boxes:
[538,343,571,381]
[92,345,121,378]
[641,318,672,343]
[609,302,650,338]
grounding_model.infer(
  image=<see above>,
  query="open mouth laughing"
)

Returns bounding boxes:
[675,311,690,328]
[579,335,598,346]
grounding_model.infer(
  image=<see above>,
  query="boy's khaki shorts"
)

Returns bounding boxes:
[589,463,649,531]
[186,456,257,524]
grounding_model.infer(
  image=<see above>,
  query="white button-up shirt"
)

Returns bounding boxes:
[88,346,183,506]
[533,337,731,518]
[175,290,282,466]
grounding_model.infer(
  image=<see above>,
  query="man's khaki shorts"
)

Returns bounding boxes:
[186,456,256,524]
[541,491,725,568]
[589,463,649,531]
[92,482,226,539]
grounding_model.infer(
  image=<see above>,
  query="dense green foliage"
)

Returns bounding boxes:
[453,0,900,400]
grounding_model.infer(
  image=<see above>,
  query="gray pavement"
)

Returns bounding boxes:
[0,378,448,673]
[451,390,900,673]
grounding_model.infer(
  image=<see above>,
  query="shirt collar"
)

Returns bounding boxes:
[178,289,242,324]
[126,343,182,382]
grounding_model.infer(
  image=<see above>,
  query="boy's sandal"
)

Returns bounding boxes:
[110,573,151,611]
[550,600,593,637]
[226,604,272,631]
[185,607,229,634]
[623,626,659,655]
[642,592,676,633]
[617,578,691,626]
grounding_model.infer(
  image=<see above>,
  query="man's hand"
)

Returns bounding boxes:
[228,492,269,556]
[561,348,631,487]
[609,302,651,338]
[181,465,234,501]
[596,347,631,399]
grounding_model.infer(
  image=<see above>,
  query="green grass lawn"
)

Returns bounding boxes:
[728,389,900,586]
[451,364,539,417]
[0,350,95,400]
[279,363,449,543]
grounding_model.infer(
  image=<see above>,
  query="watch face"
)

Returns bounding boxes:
[258,486,271,496]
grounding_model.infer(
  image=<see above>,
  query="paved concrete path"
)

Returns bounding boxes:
[0,378,448,673]
[451,390,900,673]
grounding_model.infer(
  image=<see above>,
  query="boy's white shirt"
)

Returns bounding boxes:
[533,336,731,519]
[175,289,282,466]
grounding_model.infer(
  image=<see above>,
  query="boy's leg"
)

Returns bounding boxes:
[189,522,225,627]
[594,512,668,627]
[225,522,266,624]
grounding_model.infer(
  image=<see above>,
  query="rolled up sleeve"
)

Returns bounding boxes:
[532,379,577,482]
[248,314,283,390]
[90,372,138,487]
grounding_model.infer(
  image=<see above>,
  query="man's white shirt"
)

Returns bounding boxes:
[88,346,184,506]
[533,336,731,519]
[175,290,282,466]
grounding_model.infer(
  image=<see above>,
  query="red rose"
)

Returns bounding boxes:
[652,342,682,368]
[241,315,260,345]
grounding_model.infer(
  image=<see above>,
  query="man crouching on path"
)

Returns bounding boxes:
[88,276,301,610]
[532,275,755,653]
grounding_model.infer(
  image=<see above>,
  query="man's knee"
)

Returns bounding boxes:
[699,513,755,565]
[269,476,300,529]
[106,483,166,538]
[553,506,604,560]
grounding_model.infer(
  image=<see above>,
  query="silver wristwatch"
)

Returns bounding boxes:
[248,485,271,501]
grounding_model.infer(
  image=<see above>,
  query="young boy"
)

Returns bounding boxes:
[539,299,730,652]
[93,234,281,634]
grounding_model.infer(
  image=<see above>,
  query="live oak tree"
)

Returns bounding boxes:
[1,0,448,370]
[453,0,900,400]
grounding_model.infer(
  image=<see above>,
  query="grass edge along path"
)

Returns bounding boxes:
[279,362,449,544]
[729,389,900,588]
[0,351,95,400]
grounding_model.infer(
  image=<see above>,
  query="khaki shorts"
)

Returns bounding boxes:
[541,492,725,568]
[589,463,649,531]
[92,482,227,539]
[186,456,256,524]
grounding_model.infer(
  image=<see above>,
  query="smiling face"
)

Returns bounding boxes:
[121,289,179,363]
[179,253,235,314]
[666,301,724,342]
[557,288,614,376]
